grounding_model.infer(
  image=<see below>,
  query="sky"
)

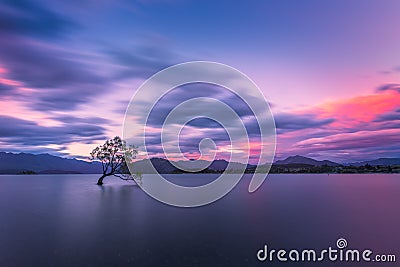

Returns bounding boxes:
[0,0,399,163]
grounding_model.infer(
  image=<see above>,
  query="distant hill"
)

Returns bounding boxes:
[0,152,102,174]
[1,152,398,175]
[131,158,178,174]
[131,158,253,173]
[275,155,341,166]
[348,158,400,166]
[0,152,252,175]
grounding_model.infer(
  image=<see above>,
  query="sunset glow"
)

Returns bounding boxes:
[0,0,399,163]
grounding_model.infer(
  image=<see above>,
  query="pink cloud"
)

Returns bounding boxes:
[295,129,400,151]
[318,90,400,125]
[0,78,22,87]
[275,89,400,161]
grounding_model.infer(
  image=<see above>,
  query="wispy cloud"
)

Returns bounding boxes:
[275,88,400,161]
[0,0,400,162]
[0,0,76,38]
[106,42,183,80]
[274,113,334,133]
[0,115,107,145]
[377,83,400,93]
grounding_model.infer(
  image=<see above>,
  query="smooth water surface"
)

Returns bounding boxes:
[0,174,399,266]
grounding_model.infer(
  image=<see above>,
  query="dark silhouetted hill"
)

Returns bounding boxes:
[1,152,398,175]
[0,152,102,174]
[347,158,400,166]
[275,155,341,166]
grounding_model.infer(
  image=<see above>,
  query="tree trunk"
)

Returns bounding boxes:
[97,174,107,185]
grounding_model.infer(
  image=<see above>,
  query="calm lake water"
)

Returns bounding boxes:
[0,174,399,266]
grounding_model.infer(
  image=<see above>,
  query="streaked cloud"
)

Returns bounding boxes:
[0,0,75,38]
[377,83,400,93]
[0,0,399,162]
[275,88,400,161]
[274,113,334,132]
[0,115,107,155]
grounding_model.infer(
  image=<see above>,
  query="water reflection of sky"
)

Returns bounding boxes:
[0,174,398,266]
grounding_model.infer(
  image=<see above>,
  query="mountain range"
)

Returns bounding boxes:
[345,158,400,166]
[0,152,102,174]
[131,158,255,173]
[0,152,399,174]
[274,155,400,167]
[274,155,341,166]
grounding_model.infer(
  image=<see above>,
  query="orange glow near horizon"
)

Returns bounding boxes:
[319,91,400,124]
[273,89,400,160]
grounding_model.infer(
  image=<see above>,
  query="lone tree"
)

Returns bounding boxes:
[90,136,140,185]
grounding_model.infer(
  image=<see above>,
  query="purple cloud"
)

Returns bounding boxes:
[373,108,400,123]
[0,0,75,38]
[0,115,107,147]
[274,113,335,133]
[107,43,182,80]
[377,83,400,92]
